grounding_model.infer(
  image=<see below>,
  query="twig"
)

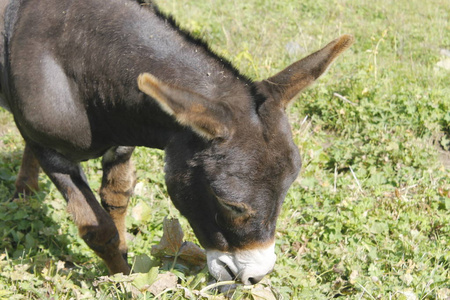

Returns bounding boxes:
[153,288,177,299]
[300,115,309,126]
[333,92,357,106]
[399,184,418,191]
[357,283,376,300]
[334,164,337,193]
[199,281,237,294]
[349,166,363,193]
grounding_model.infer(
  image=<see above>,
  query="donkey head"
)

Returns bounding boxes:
[138,35,353,285]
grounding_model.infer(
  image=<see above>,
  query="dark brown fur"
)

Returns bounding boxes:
[0,0,352,280]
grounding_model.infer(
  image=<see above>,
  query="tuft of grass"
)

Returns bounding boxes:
[1,0,449,298]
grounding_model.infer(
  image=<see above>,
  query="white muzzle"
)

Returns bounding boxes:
[206,242,276,285]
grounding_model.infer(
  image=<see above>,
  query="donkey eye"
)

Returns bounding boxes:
[217,198,255,219]
[209,186,254,217]
[221,201,247,215]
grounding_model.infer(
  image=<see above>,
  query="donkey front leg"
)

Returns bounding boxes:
[30,144,130,274]
[100,146,136,265]
[12,143,40,200]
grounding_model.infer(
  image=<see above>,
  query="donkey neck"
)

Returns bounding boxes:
[55,0,253,149]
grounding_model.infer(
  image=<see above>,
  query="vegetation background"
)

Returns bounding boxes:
[0,0,448,299]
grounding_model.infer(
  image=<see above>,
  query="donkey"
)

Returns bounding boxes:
[0,0,352,285]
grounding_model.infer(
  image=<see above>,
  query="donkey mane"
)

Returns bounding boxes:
[140,0,268,109]
[141,0,250,82]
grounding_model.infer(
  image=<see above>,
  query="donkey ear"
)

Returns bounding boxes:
[138,73,230,139]
[257,34,354,107]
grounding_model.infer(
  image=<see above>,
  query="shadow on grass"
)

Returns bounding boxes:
[0,149,23,200]
[0,148,105,286]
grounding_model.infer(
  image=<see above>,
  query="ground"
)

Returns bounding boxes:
[0,0,449,299]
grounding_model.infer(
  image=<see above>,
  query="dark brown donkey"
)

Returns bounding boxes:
[0,0,352,285]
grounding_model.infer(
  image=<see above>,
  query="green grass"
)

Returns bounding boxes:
[1,0,449,298]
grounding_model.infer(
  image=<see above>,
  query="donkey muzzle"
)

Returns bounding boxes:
[206,242,276,285]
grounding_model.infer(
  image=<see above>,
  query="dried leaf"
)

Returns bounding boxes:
[179,241,207,268]
[251,285,277,300]
[151,218,207,273]
[148,272,178,295]
[151,217,184,257]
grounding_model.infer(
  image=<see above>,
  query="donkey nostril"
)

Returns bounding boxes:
[248,275,265,285]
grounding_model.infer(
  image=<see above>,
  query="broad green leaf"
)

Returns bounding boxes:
[133,254,156,274]
[133,267,159,291]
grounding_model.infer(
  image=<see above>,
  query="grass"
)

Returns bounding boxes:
[1,0,449,299]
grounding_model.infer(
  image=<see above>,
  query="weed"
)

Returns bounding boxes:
[1,0,449,298]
